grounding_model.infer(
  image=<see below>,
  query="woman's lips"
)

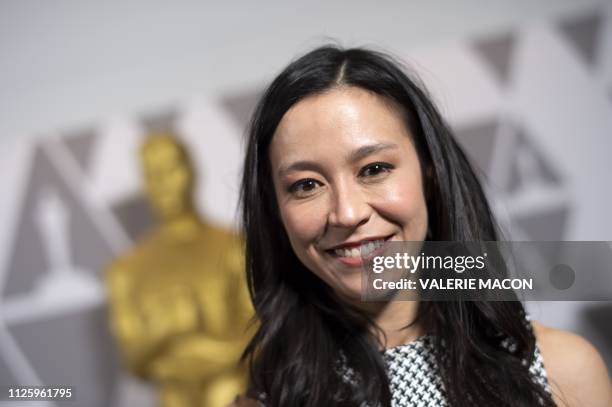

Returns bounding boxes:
[327,235,394,267]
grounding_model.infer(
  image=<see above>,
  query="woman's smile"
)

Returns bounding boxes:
[323,233,395,267]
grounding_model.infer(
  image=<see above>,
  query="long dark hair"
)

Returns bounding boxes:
[240,45,555,406]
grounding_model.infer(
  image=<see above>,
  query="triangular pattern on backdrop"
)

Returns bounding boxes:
[472,32,518,86]
[558,10,603,69]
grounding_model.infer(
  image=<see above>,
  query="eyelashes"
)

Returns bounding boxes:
[287,162,395,198]
[289,178,320,195]
[358,162,394,178]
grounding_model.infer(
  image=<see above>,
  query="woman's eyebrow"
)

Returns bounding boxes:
[349,142,398,162]
[277,143,399,177]
[277,160,324,177]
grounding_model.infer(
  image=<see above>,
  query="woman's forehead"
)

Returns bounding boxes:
[270,87,413,167]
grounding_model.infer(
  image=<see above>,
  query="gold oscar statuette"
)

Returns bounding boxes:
[105,132,254,407]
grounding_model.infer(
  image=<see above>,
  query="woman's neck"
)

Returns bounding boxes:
[341,293,424,350]
[368,300,424,350]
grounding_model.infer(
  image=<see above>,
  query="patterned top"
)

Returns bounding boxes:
[258,331,551,407]
[371,335,550,406]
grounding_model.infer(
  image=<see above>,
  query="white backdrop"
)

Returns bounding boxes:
[0,1,610,406]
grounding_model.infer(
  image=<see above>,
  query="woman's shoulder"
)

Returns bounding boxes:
[531,320,611,407]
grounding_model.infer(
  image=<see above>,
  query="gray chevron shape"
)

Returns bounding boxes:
[0,351,18,388]
[140,107,179,133]
[62,127,99,176]
[513,205,571,270]
[506,127,562,194]
[472,32,517,86]
[220,89,262,135]
[2,142,114,299]
[558,10,603,68]
[514,205,569,241]
[7,307,120,407]
[453,118,499,177]
[110,193,155,242]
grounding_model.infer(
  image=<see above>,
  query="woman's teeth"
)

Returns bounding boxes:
[333,239,385,258]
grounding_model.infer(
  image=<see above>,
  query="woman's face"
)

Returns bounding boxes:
[269,86,428,299]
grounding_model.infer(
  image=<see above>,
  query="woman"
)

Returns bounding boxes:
[231,45,611,406]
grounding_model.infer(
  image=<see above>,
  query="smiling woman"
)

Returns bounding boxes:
[269,86,428,297]
[233,46,611,407]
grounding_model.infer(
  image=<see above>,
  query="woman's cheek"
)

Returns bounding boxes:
[280,200,328,244]
[374,178,428,237]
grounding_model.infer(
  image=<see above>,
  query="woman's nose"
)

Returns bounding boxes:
[327,182,371,229]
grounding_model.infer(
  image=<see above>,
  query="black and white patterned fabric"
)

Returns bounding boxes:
[258,328,551,407]
[370,335,551,407]
[381,335,448,406]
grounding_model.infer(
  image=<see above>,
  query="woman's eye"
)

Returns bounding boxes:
[288,179,321,197]
[359,162,394,178]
